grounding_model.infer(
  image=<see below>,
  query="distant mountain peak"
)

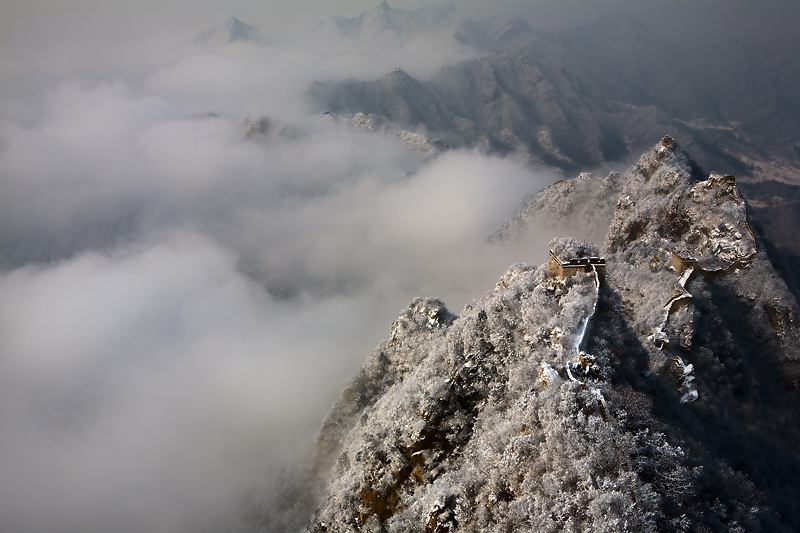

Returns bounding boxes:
[316,1,458,39]
[225,16,248,32]
[198,16,273,46]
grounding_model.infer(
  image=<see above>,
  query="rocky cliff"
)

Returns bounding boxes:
[260,138,800,532]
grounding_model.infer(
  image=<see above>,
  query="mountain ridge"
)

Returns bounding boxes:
[311,10,799,179]
[253,138,800,532]
[307,8,800,304]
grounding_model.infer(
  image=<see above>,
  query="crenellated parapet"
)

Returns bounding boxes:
[548,251,606,286]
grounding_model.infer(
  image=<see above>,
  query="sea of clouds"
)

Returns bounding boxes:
[0,8,558,532]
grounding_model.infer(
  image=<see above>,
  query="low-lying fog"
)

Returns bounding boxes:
[0,5,556,532]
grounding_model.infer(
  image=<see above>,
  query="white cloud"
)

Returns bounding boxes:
[0,234,385,532]
[0,4,560,531]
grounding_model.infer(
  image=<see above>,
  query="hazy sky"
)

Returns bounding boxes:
[0,1,796,531]
[2,0,797,44]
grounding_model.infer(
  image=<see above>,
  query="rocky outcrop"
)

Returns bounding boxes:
[260,138,800,532]
[318,111,451,157]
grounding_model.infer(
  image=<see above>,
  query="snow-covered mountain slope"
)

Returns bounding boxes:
[319,111,451,158]
[257,138,800,532]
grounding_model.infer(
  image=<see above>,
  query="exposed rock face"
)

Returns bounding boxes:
[288,138,800,532]
[604,138,756,271]
[319,111,451,157]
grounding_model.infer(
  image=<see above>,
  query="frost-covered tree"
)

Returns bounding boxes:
[252,138,800,532]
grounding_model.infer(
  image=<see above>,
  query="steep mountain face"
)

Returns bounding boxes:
[282,139,800,532]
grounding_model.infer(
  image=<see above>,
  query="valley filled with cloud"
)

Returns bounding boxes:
[0,6,557,531]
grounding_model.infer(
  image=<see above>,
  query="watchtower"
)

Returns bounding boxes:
[670,250,697,274]
[548,251,606,286]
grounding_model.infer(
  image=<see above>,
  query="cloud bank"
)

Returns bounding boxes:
[0,7,556,532]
